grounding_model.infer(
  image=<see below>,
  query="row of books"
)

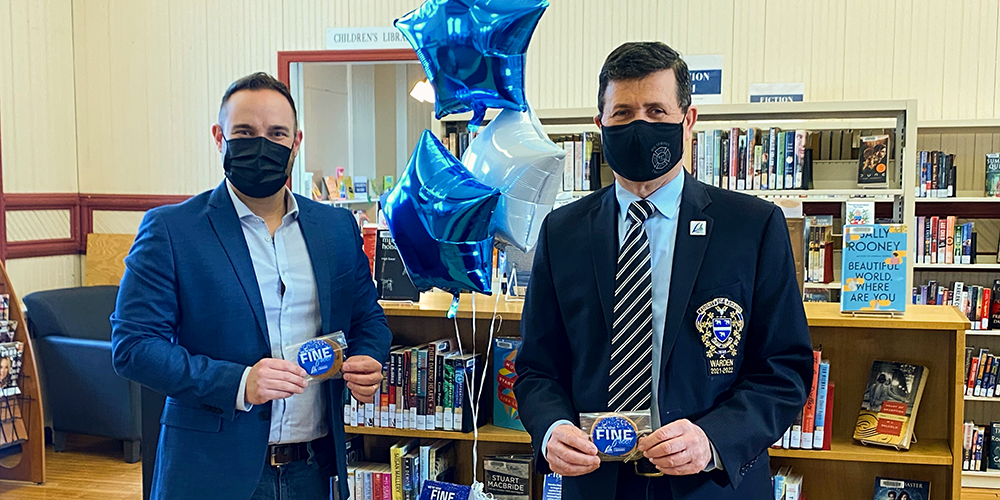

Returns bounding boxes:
[912,279,999,330]
[552,133,601,192]
[805,216,834,284]
[690,128,814,192]
[771,466,804,500]
[966,347,1000,398]
[313,168,395,203]
[773,350,833,450]
[344,340,481,432]
[340,438,457,500]
[963,422,1000,472]
[916,150,957,198]
[914,216,976,265]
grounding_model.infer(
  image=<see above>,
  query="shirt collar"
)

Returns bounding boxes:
[226,181,299,221]
[615,170,685,221]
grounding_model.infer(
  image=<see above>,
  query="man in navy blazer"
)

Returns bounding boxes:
[513,42,813,499]
[112,73,392,500]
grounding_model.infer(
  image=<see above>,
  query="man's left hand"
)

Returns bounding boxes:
[342,356,383,404]
[637,419,712,475]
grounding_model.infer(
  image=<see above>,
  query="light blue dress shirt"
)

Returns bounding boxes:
[229,183,328,445]
[541,174,720,471]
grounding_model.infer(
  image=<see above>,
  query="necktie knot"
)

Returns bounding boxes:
[628,200,655,224]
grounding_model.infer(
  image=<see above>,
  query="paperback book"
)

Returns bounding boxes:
[855,360,928,450]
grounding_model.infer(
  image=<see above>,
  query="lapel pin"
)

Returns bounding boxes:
[690,220,707,236]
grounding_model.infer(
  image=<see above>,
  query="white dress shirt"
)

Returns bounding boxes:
[229,183,328,445]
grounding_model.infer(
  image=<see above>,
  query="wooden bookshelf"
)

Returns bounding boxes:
[346,424,530,444]
[765,302,967,500]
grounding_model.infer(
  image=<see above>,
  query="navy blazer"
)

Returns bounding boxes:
[513,171,813,500]
[111,182,392,500]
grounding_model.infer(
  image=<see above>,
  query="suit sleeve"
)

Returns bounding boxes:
[694,206,813,489]
[111,209,246,420]
[513,216,578,474]
[343,212,392,364]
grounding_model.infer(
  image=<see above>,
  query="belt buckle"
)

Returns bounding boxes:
[633,457,664,478]
[269,446,288,468]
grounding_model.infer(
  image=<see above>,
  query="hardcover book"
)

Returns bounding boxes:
[858,135,890,187]
[418,481,470,500]
[841,224,907,313]
[374,229,420,302]
[493,338,525,431]
[990,422,1000,470]
[986,153,1000,197]
[483,455,532,500]
[855,361,928,450]
[872,477,930,500]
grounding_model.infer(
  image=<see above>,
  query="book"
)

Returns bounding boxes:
[975,426,985,470]
[872,477,930,500]
[561,142,575,192]
[493,337,525,431]
[542,474,562,500]
[0,342,24,397]
[375,230,421,302]
[813,360,831,449]
[784,474,802,500]
[964,421,976,470]
[483,455,532,500]
[391,439,419,500]
[776,131,786,190]
[988,153,1000,197]
[801,350,822,449]
[772,467,789,500]
[417,482,470,500]
[845,201,875,225]
[859,135,889,187]
[841,224,907,313]
[790,409,803,448]
[991,279,1000,330]
[823,382,835,450]
[855,360,928,450]
[784,130,795,189]
[991,422,1000,470]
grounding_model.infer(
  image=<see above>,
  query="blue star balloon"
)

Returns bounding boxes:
[384,130,501,296]
[395,0,549,129]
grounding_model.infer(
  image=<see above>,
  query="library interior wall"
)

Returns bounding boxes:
[2,0,1000,296]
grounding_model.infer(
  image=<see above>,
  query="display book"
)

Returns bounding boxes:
[314,167,395,202]
[690,127,814,191]
[492,337,524,431]
[913,215,979,265]
[374,228,421,302]
[0,292,25,451]
[840,224,907,313]
[962,421,1000,472]
[872,477,931,500]
[338,436,458,500]
[344,340,483,433]
[964,343,1000,399]
[772,349,834,451]
[853,360,928,450]
[988,153,1000,197]
[913,278,999,331]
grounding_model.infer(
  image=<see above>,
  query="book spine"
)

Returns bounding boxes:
[384,472,393,500]
[453,358,465,431]
[729,128,739,191]
[976,427,986,470]
[964,421,975,470]
[790,409,803,448]
[776,131,786,190]
[697,132,706,184]
[932,151,940,197]
[711,130,720,188]
[946,216,956,264]
[426,344,437,430]
[991,355,1000,398]
[976,349,989,396]
[784,131,795,189]
[768,128,778,190]
[915,216,925,264]
[823,382,834,450]
[381,365,390,427]
[925,216,935,264]
[351,394,359,427]
[983,288,993,330]
[782,426,791,449]
[813,361,830,449]
[435,353,445,429]
[800,350,821,449]
[409,349,418,430]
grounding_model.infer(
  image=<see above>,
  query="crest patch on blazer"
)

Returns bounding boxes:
[695,297,744,375]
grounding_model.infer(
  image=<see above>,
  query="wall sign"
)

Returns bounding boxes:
[749,82,805,103]
[325,27,412,50]
[685,55,723,105]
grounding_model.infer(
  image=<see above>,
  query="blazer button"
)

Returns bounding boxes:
[259,410,271,421]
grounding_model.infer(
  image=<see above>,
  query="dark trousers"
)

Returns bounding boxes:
[615,464,674,500]
[251,439,334,500]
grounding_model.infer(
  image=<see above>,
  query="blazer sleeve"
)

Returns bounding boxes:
[513,216,578,474]
[111,209,246,420]
[342,212,392,364]
[694,206,813,489]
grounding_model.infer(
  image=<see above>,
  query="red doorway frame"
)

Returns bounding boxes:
[276,49,419,89]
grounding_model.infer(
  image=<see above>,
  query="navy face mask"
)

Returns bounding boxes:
[223,136,293,198]
[601,119,685,182]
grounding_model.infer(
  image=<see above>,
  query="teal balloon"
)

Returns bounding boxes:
[384,130,500,295]
[394,0,548,129]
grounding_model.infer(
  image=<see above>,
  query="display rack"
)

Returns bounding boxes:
[0,260,45,483]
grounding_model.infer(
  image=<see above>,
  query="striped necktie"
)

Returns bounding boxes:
[609,199,655,412]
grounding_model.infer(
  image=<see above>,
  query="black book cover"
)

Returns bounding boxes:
[374,229,420,301]
[858,135,889,186]
[972,232,978,264]
[991,422,1000,470]
[991,279,1000,330]
[803,148,814,189]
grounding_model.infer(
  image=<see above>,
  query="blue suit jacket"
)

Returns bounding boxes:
[111,182,392,500]
[514,171,813,500]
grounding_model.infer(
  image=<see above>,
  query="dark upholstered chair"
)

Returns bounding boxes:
[23,286,141,463]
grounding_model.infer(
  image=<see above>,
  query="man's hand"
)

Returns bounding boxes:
[545,424,601,477]
[343,355,383,404]
[245,358,308,406]
[637,419,712,476]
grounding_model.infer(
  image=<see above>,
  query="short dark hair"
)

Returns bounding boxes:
[598,42,691,115]
[219,72,298,129]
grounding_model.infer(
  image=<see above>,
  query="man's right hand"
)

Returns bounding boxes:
[546,424,601,477]
[245,358,309,406]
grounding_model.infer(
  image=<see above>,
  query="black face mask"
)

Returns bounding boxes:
[601,119,685,182]
[223,136,293,198]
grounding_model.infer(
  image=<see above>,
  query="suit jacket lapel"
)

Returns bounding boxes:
[296,198,334,335]
[206,182,269,343]
[661,173,713,372]
[590,188,619,341]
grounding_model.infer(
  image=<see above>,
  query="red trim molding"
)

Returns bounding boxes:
[1,193,190,260]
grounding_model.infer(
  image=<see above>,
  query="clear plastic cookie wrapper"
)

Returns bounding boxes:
[283,331,347,382]
[579,410,652,462]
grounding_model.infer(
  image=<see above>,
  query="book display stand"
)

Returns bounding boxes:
[0,260,46,483]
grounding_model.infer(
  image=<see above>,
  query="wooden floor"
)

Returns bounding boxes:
[0,435,141,499]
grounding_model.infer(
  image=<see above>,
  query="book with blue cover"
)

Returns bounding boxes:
[841,224,907,313]
[418,481,470,500]
[872,477,930,500]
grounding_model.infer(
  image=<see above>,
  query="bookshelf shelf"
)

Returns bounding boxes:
[319,199,376,205]
[345,424,531,444]
[804,281,841,289]
[919,119,1000,131]
[913,263,1000,271]
[380,292,523,320]
[963,396,1000,402]
[966,330,1000,336]
[962,471,1000,490]
[916,197,1000,203]
[769,437,953,466]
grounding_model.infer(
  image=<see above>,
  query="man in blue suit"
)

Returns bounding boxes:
[112,72,392,500]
